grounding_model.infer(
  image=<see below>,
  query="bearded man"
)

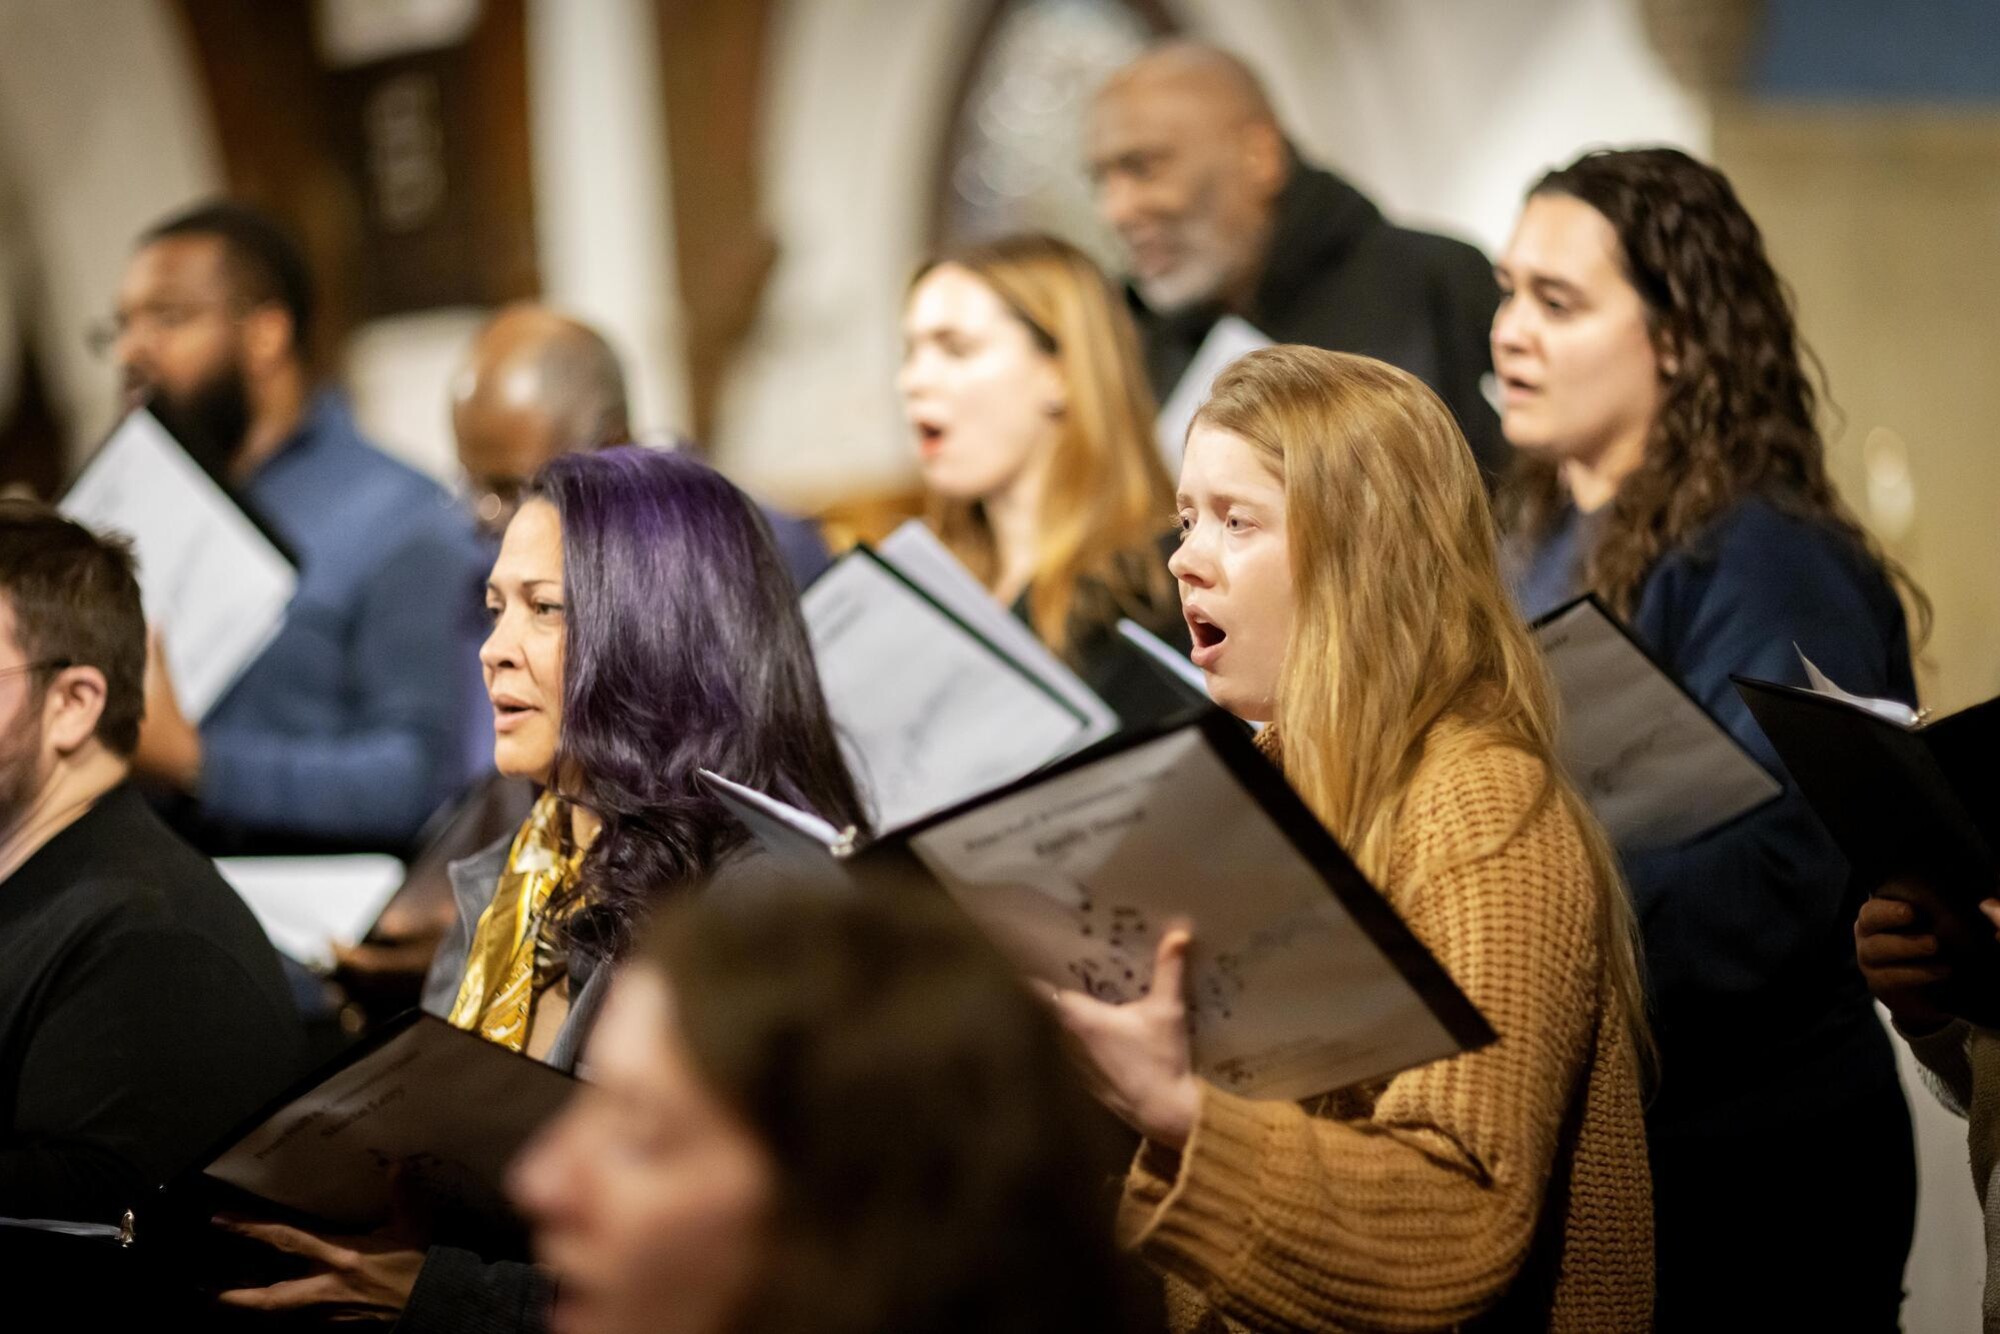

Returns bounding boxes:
[107,202,487,853]
[1087,42,1507,482]
[0,502,301,1231]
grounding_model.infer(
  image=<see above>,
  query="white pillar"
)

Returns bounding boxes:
[524,0,689,437]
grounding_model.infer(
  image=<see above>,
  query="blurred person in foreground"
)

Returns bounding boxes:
[0,502,301,1232]
[107,201,488,855]
[1086,41,1506,482]
[510,883,1154,1334]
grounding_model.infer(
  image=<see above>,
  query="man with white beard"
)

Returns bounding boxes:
[1086,42,1507,483]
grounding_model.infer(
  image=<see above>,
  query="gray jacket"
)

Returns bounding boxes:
[418,834,610,1074]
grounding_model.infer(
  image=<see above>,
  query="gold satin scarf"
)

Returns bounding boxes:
[447,791,591,1051]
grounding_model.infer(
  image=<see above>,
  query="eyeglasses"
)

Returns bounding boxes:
[0,658,69,682]
[84,299,244,359]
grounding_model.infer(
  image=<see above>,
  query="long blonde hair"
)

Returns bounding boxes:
[1199,346,1649,1066]
[915,234,1175,656]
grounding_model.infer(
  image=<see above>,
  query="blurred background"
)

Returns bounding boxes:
[0,3,1993,1318]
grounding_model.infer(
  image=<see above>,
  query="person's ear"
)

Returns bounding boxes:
[1034,358,1069,420]
[1657,331,1682,380]
[42,665,108,756]
[1241,120,1288,203]
[240,304,297,377]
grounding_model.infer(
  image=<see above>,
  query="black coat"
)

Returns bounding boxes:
[1130,155,1507,484]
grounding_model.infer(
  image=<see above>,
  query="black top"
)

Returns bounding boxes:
[1009,535,1197,731]
[0,784,304,1224]
[1130,152,1507,485]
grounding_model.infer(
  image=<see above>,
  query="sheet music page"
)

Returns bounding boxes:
[1536,599,1781,850]
[215,855,407,972]
[803,551,1103,832]
[60,411,295,720]
[202,1016,572,1230]
[876,521,1118,740]
[1796,647,1921,727]
[909,727,1465,1101]
[1154,316,1273,468]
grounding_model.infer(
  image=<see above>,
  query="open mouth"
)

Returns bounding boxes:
[914,420,947,454]
[1186,607,1227,668]
[491,695,537,730]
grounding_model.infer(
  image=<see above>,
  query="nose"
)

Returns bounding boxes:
[113,323,150,377]
[506,1102,584,1228]
[1491,292,1531,358]
[1167,525,1215,590]
[895,343,933,404]
[1096,173,1141,235]
[478,608,519,675]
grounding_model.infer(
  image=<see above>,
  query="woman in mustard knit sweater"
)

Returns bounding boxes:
[1055,345,1654,1331]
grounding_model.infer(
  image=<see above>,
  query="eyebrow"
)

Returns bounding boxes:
[1177,489,1272,512]
[484,576,561,596]
[1498,262,1585,302]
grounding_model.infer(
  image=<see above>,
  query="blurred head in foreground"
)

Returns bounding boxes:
[510,883,1142,1334]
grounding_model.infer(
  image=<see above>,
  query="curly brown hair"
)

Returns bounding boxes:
[1497,147,1928,634]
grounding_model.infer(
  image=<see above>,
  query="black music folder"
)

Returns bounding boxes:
[702,709,1494,1104]
[142,1011,573,1277]
[1737,661,2000,1023]
[1736,665,2000,888]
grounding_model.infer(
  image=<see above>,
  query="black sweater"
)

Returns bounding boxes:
[0,784,304,1224]
[1130,153,1507,484]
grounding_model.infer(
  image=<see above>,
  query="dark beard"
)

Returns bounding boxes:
[0,702,44,839]
[146,360,252,481]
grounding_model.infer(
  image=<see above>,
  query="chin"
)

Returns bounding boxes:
[492,741,556,785]
[1134,272,1213,317]
[1205,677,1274,726]
[1498,418,1565,457]
[918,462,991,505]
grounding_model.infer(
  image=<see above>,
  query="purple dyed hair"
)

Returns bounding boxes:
[526,445,865,961]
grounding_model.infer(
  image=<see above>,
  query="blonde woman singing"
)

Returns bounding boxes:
[899,233,1189,724]
[1056,346,1654,1332]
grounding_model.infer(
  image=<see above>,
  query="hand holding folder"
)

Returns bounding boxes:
[142,1012,574,1288]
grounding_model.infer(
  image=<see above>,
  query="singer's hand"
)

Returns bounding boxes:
[1048,926,1203,1149]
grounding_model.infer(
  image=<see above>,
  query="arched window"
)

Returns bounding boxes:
[934,0,1175,264]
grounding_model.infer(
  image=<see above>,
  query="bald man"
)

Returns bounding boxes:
[1087,43,1506,482]
[450,303,830,585]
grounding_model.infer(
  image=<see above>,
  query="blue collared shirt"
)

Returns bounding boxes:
[198,392,489,847]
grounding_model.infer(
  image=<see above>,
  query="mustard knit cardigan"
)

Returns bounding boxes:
[1120,738,1653,1332]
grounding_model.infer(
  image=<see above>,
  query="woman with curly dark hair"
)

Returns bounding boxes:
[1494,146,1926,1329]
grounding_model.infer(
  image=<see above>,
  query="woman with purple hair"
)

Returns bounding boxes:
[212,445,868,1329]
